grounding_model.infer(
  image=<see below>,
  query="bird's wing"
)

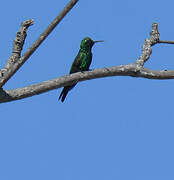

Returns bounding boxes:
[79,52,93,71]
[86,53,92,70]
[70,51,92,73]
[69,51,82,74]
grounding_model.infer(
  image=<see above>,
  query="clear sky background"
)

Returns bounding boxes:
[0,0,174,179]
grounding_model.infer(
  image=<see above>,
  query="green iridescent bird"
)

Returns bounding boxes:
[59,37,103,102]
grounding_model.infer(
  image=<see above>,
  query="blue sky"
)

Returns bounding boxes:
[0,0,174,179]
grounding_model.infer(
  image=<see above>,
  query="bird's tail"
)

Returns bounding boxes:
[59,87,69,102]
[59,84,77,102]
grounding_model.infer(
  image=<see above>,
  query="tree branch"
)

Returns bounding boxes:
[159,40,174,44]
[135,23,159,67]
[0,65,174,103]
[0,19,33,77]
[0,0,79,87]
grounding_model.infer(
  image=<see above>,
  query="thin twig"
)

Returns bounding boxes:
[158,40,174,44]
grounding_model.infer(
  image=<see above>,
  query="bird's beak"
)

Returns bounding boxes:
[93,40,104,43]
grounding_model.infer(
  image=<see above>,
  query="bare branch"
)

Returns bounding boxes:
[0,17,174,103]
[0,0,79,87]
[0,65,174,103]
[136,23,159,67]
[159,40,174,44]
[0,19,33,77]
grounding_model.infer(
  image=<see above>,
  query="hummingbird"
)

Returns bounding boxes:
[59,37,103,102]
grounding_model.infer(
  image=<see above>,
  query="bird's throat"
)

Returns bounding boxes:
[80,46,92,54]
